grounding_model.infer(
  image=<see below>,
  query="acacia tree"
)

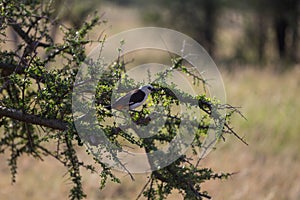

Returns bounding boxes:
[0,1,245,199]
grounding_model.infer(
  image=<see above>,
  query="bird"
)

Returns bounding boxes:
[105,85,155,111]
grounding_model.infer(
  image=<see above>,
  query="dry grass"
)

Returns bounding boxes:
[201,66,300,200]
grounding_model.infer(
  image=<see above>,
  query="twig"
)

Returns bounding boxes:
[136,177,152,200]
[224,123,248,145]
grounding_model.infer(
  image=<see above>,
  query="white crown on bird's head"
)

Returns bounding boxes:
[139,85,155,94]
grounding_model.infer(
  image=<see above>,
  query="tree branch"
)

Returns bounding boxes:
[0,106,68,130]
[0,62,17,71]
[8,18,50,48]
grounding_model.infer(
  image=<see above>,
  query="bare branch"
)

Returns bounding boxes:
[136,177,152,200]
[8,18,50,48]
[0,62,17,71]
[0,106,68,130]
[224,123,248,145]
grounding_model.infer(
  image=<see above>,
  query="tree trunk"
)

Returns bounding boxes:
[203,0,218,56]
[274,16,288,59]
[257,13,267,64]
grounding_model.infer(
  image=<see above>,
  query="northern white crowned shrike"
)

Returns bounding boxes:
[106,85,155,110]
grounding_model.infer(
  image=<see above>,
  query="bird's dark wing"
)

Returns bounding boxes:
[129,90,146,105]
[111,89,140,110]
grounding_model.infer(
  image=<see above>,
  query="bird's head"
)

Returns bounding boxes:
[140,84,155,94]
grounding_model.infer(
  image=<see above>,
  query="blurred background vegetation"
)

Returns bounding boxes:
[5,0,300,68]
[40,0,300,68]
[110,0,300,68]
[1,0,299,199]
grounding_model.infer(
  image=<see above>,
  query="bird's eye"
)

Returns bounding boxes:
[148,86,152,90]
